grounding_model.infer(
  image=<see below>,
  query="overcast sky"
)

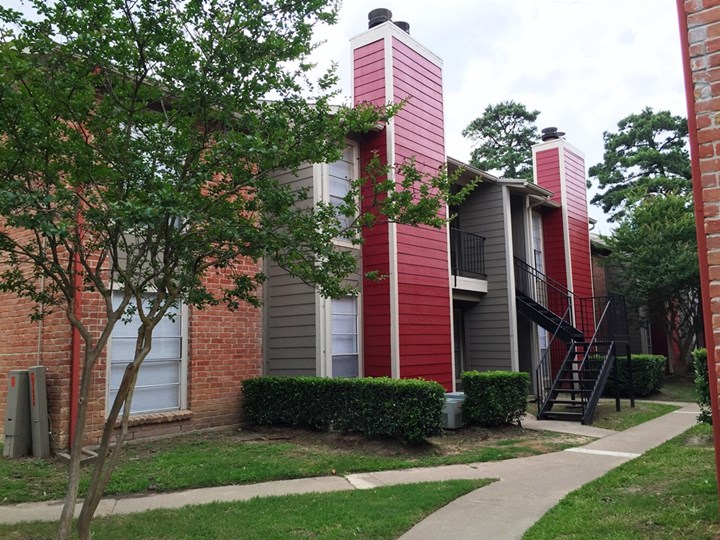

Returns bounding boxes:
[5,0,686,233]
[312,0,687,232]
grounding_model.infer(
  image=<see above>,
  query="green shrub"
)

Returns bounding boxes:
[461,371,529,426]
[693,348,712,424]
[596,354,665,398]
[242,376,445,444]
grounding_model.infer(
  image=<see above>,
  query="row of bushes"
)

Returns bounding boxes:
[601,354,666,398]
[243,371,531,443]
[242,376,445,444]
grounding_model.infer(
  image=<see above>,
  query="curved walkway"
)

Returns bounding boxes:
[0,403,699,539]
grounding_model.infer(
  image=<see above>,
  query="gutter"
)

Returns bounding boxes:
[69,213,84,446]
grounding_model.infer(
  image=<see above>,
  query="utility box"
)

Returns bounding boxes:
[443,392,466,430]
[28,366,50,458]
[4,370,32,458]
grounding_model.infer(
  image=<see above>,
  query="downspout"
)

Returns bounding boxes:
[676,0,720,504]
[69,218,83,446]
[36,239,46,366]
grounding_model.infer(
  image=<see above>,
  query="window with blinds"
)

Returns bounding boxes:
[109,293,185,414]
[331,295,359,377]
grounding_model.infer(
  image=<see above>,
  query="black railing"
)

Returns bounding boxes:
[574,293,630,346]
[450,228,486,278]
[535,306,572,412]
[514,257,572,321]
[576,301,617,423]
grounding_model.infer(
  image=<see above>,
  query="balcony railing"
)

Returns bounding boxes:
[450,228,486,279]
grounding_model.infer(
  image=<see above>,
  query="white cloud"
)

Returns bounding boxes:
[312,0,686,233]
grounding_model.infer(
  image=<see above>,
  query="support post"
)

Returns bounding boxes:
[614,345,621,412]
[626,344,635,408]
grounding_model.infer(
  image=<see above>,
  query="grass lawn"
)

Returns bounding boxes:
[547,399,679,431]
[0,425,588,505]
[648,374,697,403]
[590,400,679,431]
[524,423,719,540]
[0,479,493,539]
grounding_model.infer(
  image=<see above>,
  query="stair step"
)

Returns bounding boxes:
[540,411,583,420]
[562,369,601,374]
[547,399,586,405]
[552,389,592,396]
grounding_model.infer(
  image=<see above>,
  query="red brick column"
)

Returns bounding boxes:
[678,0,720,503]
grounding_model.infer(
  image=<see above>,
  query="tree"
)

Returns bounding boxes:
[603,193,701,374]
[462,100,540,179]
[589,107,691,221]
[0,2,466,538]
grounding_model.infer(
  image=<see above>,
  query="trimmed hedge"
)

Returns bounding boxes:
[693,348,712,424]
[606,354,666,398]
[461,371,529,426]
[242,376,445,444]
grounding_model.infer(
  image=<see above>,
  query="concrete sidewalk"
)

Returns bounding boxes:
[0,403,699,539]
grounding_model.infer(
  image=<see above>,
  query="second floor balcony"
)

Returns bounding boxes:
[450,228,486,280]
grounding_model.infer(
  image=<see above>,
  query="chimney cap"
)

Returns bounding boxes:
[394,21,410,34]
[368,8,392,29]
[541,126,566,142]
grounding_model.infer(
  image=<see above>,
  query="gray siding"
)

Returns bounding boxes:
[265,164,318,376]
[457,183,514,372]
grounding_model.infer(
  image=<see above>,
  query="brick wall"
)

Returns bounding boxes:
[680,0,720,484]
[0,247,263,449]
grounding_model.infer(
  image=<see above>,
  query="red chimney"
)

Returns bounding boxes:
[533,131,594,333]
[351,10,453,389]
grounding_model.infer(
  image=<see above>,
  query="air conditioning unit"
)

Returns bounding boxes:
[442,392,465,430]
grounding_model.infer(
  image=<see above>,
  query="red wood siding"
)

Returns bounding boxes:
[536,148,567,289]
[542,208,567,290]
[392,38,452,390]
[563,148,594,334]
[535,149,562,205]
[355,39,392,377]
[354,40,385,107]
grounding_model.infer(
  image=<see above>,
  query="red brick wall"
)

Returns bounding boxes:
[0,245,263,449]
[0,294,72,448]
[680,0,720,487]
[591,252,607,298]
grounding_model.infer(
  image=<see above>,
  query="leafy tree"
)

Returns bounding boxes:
[462,100,540,179]
[0,1,467,538]
[603,193,701,374]
[589,107,691,221]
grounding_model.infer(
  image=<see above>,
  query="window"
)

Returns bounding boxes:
[328,146,356,237]
[108,293,186,414]
[331,296,359,377]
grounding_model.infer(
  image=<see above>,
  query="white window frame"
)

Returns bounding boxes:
[105,291,189,416]
[531,211,549,361]
[321,141,360,248]
[320,293,363,378]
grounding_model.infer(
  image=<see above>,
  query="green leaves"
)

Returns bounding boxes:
[603,193,701,370]
[461,371,529,426]
[589,107,691,221]
[242,376,446,444]
[462,100,540,180]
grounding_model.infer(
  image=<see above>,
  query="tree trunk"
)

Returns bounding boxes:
[76,363,139,540]
[57,346,99,540]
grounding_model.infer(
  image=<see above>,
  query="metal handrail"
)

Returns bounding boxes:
[576,300,614,420]
[450,228,486,278]
[535,305,572,415]
[514,257,573,322]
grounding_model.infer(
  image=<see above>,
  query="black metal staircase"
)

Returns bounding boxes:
[514,258,630,425]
